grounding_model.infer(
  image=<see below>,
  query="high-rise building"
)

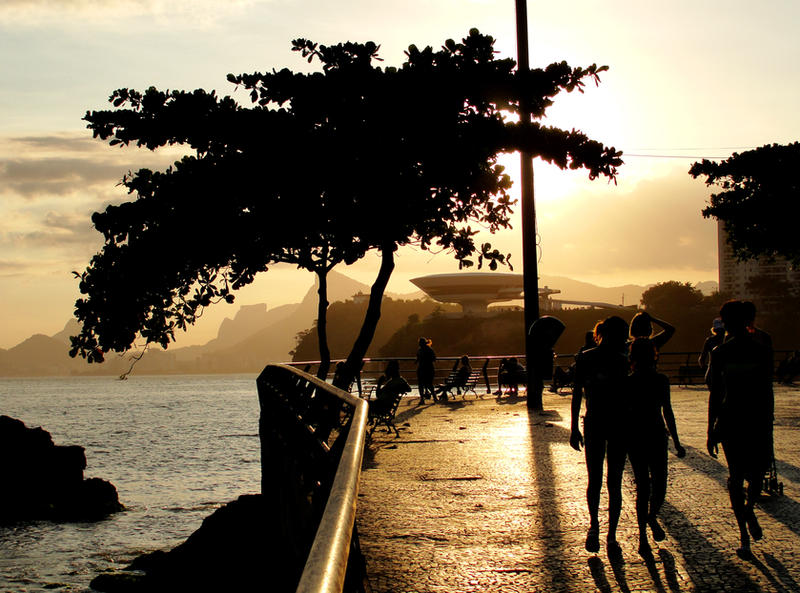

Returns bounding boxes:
[718,222,800,299]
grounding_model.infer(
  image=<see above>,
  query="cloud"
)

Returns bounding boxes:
[0,260,30,274]
[10,135,101,153]
[0,0,265,26]
[535,169,718,279]
[0,158,128,197]
[0,134,184,199]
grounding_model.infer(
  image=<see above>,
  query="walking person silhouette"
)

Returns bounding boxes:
[626,337,685,556]
[570,316,630,556]
[707,300,774,558]
[415,337,436,403]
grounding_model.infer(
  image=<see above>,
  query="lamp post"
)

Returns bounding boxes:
[515,0,543,410]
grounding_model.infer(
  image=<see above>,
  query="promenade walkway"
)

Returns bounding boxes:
[356,385,800,593]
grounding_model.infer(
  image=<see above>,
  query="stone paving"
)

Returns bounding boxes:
[356,384,800,593]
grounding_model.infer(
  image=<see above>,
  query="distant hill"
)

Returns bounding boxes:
[539,275,647,307]
[539,275,718,307]
[0,272,718,377]
[0,270,373,377]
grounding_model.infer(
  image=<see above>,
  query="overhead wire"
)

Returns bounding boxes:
[622,145,759,160]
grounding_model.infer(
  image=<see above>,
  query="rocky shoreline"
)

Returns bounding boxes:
[0,415,124,525]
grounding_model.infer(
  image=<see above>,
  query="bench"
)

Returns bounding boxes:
[437,369,482,400]
[368,393,403,437]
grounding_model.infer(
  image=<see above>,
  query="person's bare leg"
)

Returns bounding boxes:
[584,428,604,553]
[648,443,668,542]
[630,451,651,555]
[606,439,626,556]
[723,443,751,555]
[744,474,763,541]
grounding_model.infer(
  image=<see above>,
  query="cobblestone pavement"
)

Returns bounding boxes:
[356,385,800,593]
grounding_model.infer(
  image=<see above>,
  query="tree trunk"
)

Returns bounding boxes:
[333,245,395,390]
[315,269,331,381]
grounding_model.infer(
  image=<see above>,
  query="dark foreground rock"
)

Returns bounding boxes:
[0,415,124,524]
[91,494,304,593]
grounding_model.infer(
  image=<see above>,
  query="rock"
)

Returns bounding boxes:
[0,415,123,524]
[93,495,305,593]
[90,571,147,593]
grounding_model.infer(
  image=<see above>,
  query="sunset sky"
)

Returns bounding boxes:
[2,0,799,349]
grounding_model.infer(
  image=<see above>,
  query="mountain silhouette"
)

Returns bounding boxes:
[0,270,373,377]
[0,273,715,377]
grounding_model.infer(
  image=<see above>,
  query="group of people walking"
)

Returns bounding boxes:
[570,303,774,559]
[379,302,774,559]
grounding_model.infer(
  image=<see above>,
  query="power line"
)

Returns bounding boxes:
[625,153,730,160]
[627,146,757,151]
[623,145,758,160]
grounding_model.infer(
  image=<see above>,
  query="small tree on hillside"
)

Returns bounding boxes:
[641,281,704,314]
[690,142,800,264]
[70,30,622,383]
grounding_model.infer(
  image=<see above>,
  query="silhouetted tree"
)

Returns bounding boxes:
[71,30,622,383]
[291,297,453,362]
[690,142,800,264]
[641,281,704,315]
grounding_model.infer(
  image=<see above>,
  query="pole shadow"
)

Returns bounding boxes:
[525,409,577,590]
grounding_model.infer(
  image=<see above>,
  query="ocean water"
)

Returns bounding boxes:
[0,374,262,593]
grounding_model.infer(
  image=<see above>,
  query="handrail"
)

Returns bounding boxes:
[256,364,369,593]
[291,368,368,593]
[285,350,798,389]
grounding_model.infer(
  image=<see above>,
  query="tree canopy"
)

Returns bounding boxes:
[641,281,705,313]
[70,30,622,369]
[690,142,800,264]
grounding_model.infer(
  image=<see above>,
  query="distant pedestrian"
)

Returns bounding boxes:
[707,300,774,558]
[416,337,437,403]
[626,338,685,556]
[698,318,725,385]
[570,316,630,556]
[699,318,725,367]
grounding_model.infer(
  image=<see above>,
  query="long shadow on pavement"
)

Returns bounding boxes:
[660,499,763,592]
[679,445,800,538]
[530,420,764,592]
[774,459,800,486]
[762,552,800,592]
[526,409,580,591]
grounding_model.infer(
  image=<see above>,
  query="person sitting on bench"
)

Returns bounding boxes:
[435,355,472,401]
[372,360,411,415]
[498,357,526,395]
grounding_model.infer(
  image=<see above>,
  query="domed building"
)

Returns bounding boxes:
[410,273,561,315]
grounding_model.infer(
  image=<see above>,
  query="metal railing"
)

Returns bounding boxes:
[256,364,368,593]
[286,350,797,392]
